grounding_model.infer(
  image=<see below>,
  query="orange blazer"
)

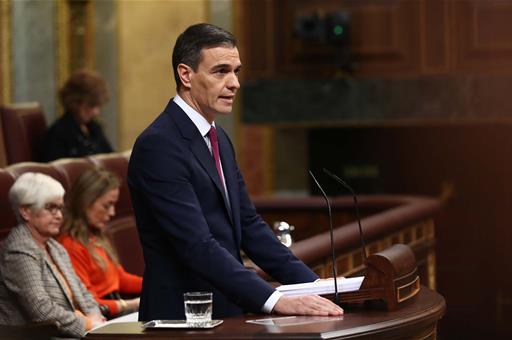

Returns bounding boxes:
[58,234,142,316]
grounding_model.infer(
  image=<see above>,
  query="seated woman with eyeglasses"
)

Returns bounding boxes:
[0,172,105,338]
[58,168,141,318]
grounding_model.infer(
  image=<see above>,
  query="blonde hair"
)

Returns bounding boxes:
[9,172,65,223]
[63,168,120,270]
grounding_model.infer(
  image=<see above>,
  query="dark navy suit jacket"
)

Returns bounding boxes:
[128,99,318,321]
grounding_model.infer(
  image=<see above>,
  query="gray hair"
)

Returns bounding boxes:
[9,172,65,223]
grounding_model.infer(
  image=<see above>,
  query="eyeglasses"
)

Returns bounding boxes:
[43,203,65,215]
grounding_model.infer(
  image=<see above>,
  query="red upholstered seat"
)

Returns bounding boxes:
[88,152,143,275]
[88,152,133,218]
[107,216,144,276]
[0,153,144,275]
[0,103,47,164]
[51,157,96,191]
[6,162,67,186]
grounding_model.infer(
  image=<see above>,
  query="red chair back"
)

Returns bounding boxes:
[0,103,47,164]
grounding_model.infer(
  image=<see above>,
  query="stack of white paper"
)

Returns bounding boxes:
[276,277,364,296]
[86,312,139,334]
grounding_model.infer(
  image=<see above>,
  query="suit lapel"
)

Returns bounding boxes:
[167,101,234,224]
[190,136,232,210]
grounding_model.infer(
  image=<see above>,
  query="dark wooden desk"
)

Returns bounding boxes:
[86,287,445,339]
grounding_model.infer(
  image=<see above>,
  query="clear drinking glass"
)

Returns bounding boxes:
[183,292,213,327]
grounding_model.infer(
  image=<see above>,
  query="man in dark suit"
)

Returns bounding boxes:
[128,23,343,321]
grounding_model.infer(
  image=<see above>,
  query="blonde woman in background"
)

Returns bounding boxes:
[59,168,141,318]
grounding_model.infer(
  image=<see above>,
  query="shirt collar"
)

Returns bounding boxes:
[173,94,215,137]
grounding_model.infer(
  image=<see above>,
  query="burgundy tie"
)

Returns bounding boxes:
[208,126,225,185]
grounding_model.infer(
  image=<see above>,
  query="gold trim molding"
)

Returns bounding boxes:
[1,0,12,104]
[56,0,70,99]
[55,0,95,114]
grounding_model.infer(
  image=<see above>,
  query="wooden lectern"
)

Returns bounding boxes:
[337,244,420,311]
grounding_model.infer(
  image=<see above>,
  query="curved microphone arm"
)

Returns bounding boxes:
[308,170,340,305]
[323,168,367,262]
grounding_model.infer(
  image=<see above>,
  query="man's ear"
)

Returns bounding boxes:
[177,64,193,89]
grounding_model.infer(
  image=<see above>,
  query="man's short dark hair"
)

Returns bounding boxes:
[172,23,237,90]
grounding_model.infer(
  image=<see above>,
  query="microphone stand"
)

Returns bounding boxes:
[310,169,420,311]
[308,170,340,306]
[323,168,367,262]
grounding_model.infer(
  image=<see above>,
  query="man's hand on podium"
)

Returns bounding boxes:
[273,295,344,316]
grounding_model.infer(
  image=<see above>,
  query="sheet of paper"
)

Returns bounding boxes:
[143,319,223,329]
[86,312,139,334]
[246,316,344,326]
[276,276,364,296]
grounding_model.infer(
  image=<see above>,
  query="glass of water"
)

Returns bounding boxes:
[183,292,213,327]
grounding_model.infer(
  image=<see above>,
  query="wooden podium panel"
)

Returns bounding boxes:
[87,287,445,340]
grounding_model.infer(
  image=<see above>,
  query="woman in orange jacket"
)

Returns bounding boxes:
[59,168,142,318]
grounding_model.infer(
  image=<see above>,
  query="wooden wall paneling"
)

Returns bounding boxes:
[308,124,512,338]
[238,124,273,196]
[274,0,346,78]
[236,0,276,80]
[451,0,512,74]
[272,0,423,77]
[349,0,423,76]
[494,124,512,337]
[275,0,342,77]
[421,0,449,73]
[235,0,276,195]
[259,210,354,242]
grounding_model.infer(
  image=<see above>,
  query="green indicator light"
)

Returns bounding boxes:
[333,25,343,36]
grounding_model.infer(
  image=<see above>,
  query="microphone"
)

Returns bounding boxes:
[323,168,367,262]
[308,170,340,306]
